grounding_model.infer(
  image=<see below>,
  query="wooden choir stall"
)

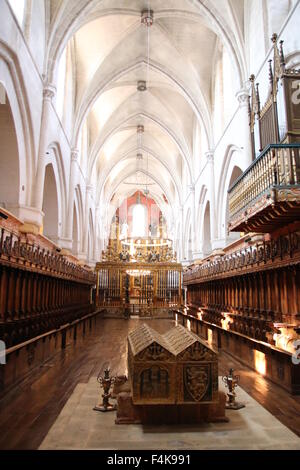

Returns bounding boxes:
[181,34,300,395]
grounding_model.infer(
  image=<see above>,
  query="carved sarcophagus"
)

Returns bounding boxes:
[128,324,218,405]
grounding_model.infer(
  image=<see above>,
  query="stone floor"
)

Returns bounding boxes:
[1,317,300,449]
[39,377,300,451]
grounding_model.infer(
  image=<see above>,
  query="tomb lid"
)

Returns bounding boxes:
[128,323,217,358]
[128,323,174,356]
[164,325,218,356]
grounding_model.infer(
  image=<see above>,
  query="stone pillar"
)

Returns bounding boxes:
[189,184,197,259]
[80,184,93,262]
[180,205,184,261]
[205,150,218,250]
[30,83,56,231]
[61,148,79,253]
[94,206,101,262]
[236,86,252,167]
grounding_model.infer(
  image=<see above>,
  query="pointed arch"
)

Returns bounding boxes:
[0,40,35,209]
[216,145,245,243]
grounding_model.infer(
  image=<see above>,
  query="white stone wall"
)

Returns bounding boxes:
[0,0,299,266]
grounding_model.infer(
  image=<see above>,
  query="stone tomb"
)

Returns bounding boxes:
[116,324,227,424]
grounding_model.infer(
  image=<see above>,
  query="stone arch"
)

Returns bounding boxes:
[73,184,84,254]
[96,145,182,206]
[45,142,67,230]
[87,208,95,263]
[41,143,67,244]
[225,166,243,243]
[217,146,244,243]
[46,3,245,90]
[196,185,208,253]
[73,58,213,151]
[103,168,175,218]
[72,200,79,256]
[89,112,193,184]
[0,42,35,209]
[0,87,20,211]
[202,201,212,257]
[42,163,59,242]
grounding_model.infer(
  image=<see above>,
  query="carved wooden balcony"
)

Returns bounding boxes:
[228,144,300,233]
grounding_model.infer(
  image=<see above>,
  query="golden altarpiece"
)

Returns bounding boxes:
[95,215,182,317]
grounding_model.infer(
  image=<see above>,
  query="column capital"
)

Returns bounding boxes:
[71,148,79,162]
[86,184,94,194]
[236,86,250,108]
[205,150,214,163]
[43,83,56,101]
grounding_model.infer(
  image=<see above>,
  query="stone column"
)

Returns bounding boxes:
[80,184,93,262]
[236,86,252,167]
[30,83,56,231]
[94,206,101,262]
[189,184,198,260]
[180,205,184,262]
[61,148,79,253]
[205,150,218,250]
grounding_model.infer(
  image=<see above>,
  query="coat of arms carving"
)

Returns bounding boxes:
[184,365,210,402]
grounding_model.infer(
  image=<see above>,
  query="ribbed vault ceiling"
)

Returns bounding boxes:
[46,0,246,224]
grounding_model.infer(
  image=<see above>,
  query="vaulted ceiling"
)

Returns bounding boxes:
[46,0,246,224]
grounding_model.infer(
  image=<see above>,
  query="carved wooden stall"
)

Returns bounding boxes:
[116,324,227,424]
[183,34,300,395]
[0,210,96,348]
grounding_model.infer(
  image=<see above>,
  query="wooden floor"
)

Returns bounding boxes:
[0,316,299,450]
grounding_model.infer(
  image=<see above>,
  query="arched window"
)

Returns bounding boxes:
[132,204,147,237]
[8,0,26,27]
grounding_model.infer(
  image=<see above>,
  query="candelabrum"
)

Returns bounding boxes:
[222,368,245,410]
[93,368,116,412]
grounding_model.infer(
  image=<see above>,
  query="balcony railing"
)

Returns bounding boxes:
[228,144,300,220]
[183,231,300,283]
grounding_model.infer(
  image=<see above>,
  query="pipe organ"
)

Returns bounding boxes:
[184,34,300,395]
[249,34,300,162]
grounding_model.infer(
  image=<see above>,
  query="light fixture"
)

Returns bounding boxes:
[141,9,154,27]
[121,237,171,248]
[126,269,151,277]
[137,80,147,92]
